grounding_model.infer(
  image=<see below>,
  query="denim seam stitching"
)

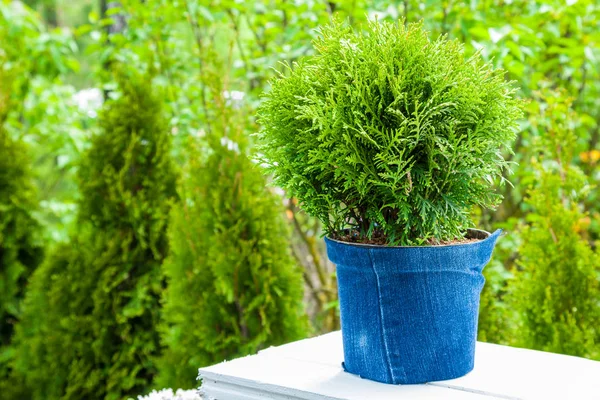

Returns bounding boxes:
[368,248,400,383]
[383,269,482,276]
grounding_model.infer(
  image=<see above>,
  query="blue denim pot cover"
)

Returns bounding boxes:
[325,229,502,385]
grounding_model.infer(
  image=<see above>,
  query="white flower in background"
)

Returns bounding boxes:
[220,136,240,154]
[223,90,245,101]
[73,88,103,118]
[223,90,245,108]
[136,388,202,400]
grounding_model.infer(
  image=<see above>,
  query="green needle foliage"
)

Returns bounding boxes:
[8,242,79,400]
[258,19,523,245]
[10,69,178,400]
[156,59,308,390]
[508,95,600,359]
[0,65,43,396]
[477,238,517,344]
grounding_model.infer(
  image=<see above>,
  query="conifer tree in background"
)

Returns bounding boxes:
[0,61,44,397]
[10,69,178,400]
[8,241,76,400]
[508,94,600,360]
[477,246,515,345]
[477,219,520,345]
[156,58,308,390]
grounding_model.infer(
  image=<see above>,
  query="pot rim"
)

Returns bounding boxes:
[325,228,500,249]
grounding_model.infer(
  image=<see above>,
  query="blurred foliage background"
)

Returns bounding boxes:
[0,0,599,399]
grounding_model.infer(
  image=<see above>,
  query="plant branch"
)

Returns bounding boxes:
[226,9,258,91]
[290,245,323,307]
[184,0,211,134]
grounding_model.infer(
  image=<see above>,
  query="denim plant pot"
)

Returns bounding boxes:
[325,228,502,385]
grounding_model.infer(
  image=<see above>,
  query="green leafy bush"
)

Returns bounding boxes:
[0,1,76,98]
[477,228,520,344]
[0,64,44,396]
[508,94,600,359]
[1,0,84,244]
[258,20,522,245]
[10,70,177,400]
[156,62,308,390]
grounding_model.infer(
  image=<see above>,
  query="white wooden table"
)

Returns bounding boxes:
[198,331,600,400]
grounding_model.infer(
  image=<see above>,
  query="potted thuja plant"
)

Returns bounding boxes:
[257,20,522,384]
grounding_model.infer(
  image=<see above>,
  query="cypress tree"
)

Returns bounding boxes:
[0,63,43,396]
[508,95,600,359]
[8,242,77,400]
[156,62,308,390]
[11,70,177,400]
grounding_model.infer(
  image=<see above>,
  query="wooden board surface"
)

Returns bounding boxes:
[199,331,600,400]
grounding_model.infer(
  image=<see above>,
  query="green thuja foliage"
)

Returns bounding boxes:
[258,20,523,245]
[156,63,308,390]
[8,242,79,400]
[508,94,600,359]
[10,70,177,400]
[477,231,519,344]
[0,63,43,396]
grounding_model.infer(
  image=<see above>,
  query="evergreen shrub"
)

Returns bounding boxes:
[10,70,177,400]
[9,242,78,400]
[156,62,308,389]
[477,232,519,344]
[508,95,600,359]
[0,61,43,396]
[258,20,523,245]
